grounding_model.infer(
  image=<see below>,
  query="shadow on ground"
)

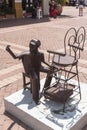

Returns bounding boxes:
[0,16,50,28]
[57,14,74,18]
[0,14,75,28]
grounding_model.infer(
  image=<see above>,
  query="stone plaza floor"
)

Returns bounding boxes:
[0,6,87,130]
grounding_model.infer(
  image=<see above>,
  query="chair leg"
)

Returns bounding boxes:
[63,103,66,112]
[22,73,26,90]
[22,72,31,90]
[76,65,81,100]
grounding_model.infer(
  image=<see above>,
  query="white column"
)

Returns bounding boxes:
[15,0,22,2]
[6,0,9,4]
[43,0,49,15]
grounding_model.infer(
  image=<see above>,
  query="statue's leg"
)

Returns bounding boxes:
[36,71,40,90]
[32,78,39,104]
[30,71,40,104]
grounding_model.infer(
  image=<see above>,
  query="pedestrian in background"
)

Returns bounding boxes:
[79,0,84,16]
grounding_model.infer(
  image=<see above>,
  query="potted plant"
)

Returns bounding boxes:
[57,0,65,5]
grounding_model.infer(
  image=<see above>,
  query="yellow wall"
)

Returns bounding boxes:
[14,2,23,18]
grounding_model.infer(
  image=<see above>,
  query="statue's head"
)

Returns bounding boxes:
[29,39,41,53]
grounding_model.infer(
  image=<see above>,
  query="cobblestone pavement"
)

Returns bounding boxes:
[0,6,87,130]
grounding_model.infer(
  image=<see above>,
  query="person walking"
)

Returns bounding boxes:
[79,0,84,16]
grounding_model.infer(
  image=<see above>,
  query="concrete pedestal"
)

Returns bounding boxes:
[4,79,87,130]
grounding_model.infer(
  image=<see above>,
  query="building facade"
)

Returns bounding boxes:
[0,0,49,18]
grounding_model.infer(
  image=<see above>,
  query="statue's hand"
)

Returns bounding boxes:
[6,45,11,51]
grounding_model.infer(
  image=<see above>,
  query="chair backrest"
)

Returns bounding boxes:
[64,26,86,59]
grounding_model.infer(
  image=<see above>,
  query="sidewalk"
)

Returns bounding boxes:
[0,6,87,130]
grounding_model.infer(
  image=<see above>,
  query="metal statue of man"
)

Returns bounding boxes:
[6,39,49,104]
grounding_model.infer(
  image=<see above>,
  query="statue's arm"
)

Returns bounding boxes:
[6,45,18,59]
[40,53,51,67]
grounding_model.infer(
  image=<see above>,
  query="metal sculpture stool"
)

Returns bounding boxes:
[44,26,86,112]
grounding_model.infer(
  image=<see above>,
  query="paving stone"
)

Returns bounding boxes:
[0,115,5,125]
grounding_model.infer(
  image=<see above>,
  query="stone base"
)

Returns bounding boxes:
[4,79,87,130]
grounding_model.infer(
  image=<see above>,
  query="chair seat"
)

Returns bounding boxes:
[53,54,78,66]
[44,84,73,103]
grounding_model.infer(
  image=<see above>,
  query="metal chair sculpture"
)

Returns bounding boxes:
[44,26,86,112]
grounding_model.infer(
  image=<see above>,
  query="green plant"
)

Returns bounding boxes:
[57,0,66,5]
[0,8,6,16]
[6,7,15,14]
[0,11,5,16]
